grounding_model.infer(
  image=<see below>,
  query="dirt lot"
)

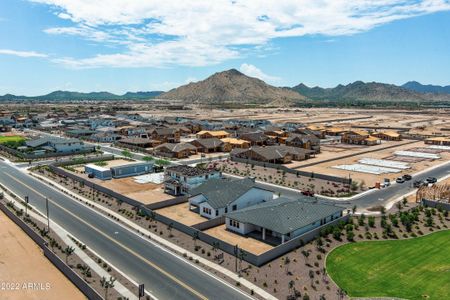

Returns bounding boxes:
[0,211,85,300]
[155,202,209,226]
[204,225,273,255]
[301,141,450,187]
[285,139,414,169]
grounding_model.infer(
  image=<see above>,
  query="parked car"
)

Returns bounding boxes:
[396,177,405,183]
[402,174,412,181]
[383,178,391,187]
[425,177,437,184]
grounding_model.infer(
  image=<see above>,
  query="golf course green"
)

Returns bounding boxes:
[326,230,450,300]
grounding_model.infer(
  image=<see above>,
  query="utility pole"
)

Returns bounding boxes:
[138,283,144,300]
[45,197,50,233]
[24,195,29,217]
[234,244,238,272]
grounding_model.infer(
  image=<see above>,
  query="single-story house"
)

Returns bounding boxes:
[25,136,94,154]
[164,165,221,195]
[225,197,344,244]
[424,137,450,146]
[190,138,231,153]
[85,164,112,180]
[240,132,271,146]
[371,131,402,141]
[117,137,159,148]
[85,161,154,180]
[188,177,273,219]
[285,133,321,153]
[149,127,180,143]
[110,161,154,179]
[155,143,198,159]
[196,130,231,139]
[231,145,314,164]
[220,137,251,149]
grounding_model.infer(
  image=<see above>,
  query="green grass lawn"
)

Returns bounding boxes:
[0,135,25,144]
[326,230,450,300]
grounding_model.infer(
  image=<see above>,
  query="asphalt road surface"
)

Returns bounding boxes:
[0,161,252,300]
[232,162,450,210]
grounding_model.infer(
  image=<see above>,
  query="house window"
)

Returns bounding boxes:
[225,207,228,213]
[215,210,219,216]
[232,204,237,211]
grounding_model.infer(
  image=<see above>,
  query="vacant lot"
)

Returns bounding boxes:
[327,230,450,300]
[0,210,85,300]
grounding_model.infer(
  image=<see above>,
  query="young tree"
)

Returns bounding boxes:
[64,246,75,264]
[284,256,291,275]
[100,276,116,300]
[121,150,133,158]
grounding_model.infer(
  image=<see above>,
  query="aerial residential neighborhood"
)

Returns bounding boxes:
[1,1,450,300]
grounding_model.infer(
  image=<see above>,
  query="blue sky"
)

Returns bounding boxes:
[0,0,449,95]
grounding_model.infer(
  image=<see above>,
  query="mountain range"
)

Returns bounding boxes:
[1,69,449,105]
[0,90,163,101]
[401,81,450,94]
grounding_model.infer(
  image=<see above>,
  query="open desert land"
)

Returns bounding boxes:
[301,140,450,186]
[0,210,85,300]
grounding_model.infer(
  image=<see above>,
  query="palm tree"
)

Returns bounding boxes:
[100,276,116,300]
[64,246,75,264]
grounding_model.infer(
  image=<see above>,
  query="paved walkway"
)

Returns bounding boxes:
[31,172,277,300]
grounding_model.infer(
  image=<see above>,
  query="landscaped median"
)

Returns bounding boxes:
[326,230,450,300]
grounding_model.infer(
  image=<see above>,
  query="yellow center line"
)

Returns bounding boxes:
[3,173,207,300]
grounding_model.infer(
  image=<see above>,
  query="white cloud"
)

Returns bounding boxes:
[29,0,450,68]
[239,63,280,83]
[0,49,47,58]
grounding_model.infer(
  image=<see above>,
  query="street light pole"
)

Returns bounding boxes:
[45,197,50,233]
[24,195,29,217]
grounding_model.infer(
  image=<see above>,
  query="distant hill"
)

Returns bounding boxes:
[402,81,450,95]
[159,69,306,106]
[292,81,450,102]
[0,90,163,101]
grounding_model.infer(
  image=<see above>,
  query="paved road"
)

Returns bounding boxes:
[0,161,251,300]
[229,162,450,210]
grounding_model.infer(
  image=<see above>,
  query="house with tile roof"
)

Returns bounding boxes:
[225,197,344,244]
[188,177,273,219]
